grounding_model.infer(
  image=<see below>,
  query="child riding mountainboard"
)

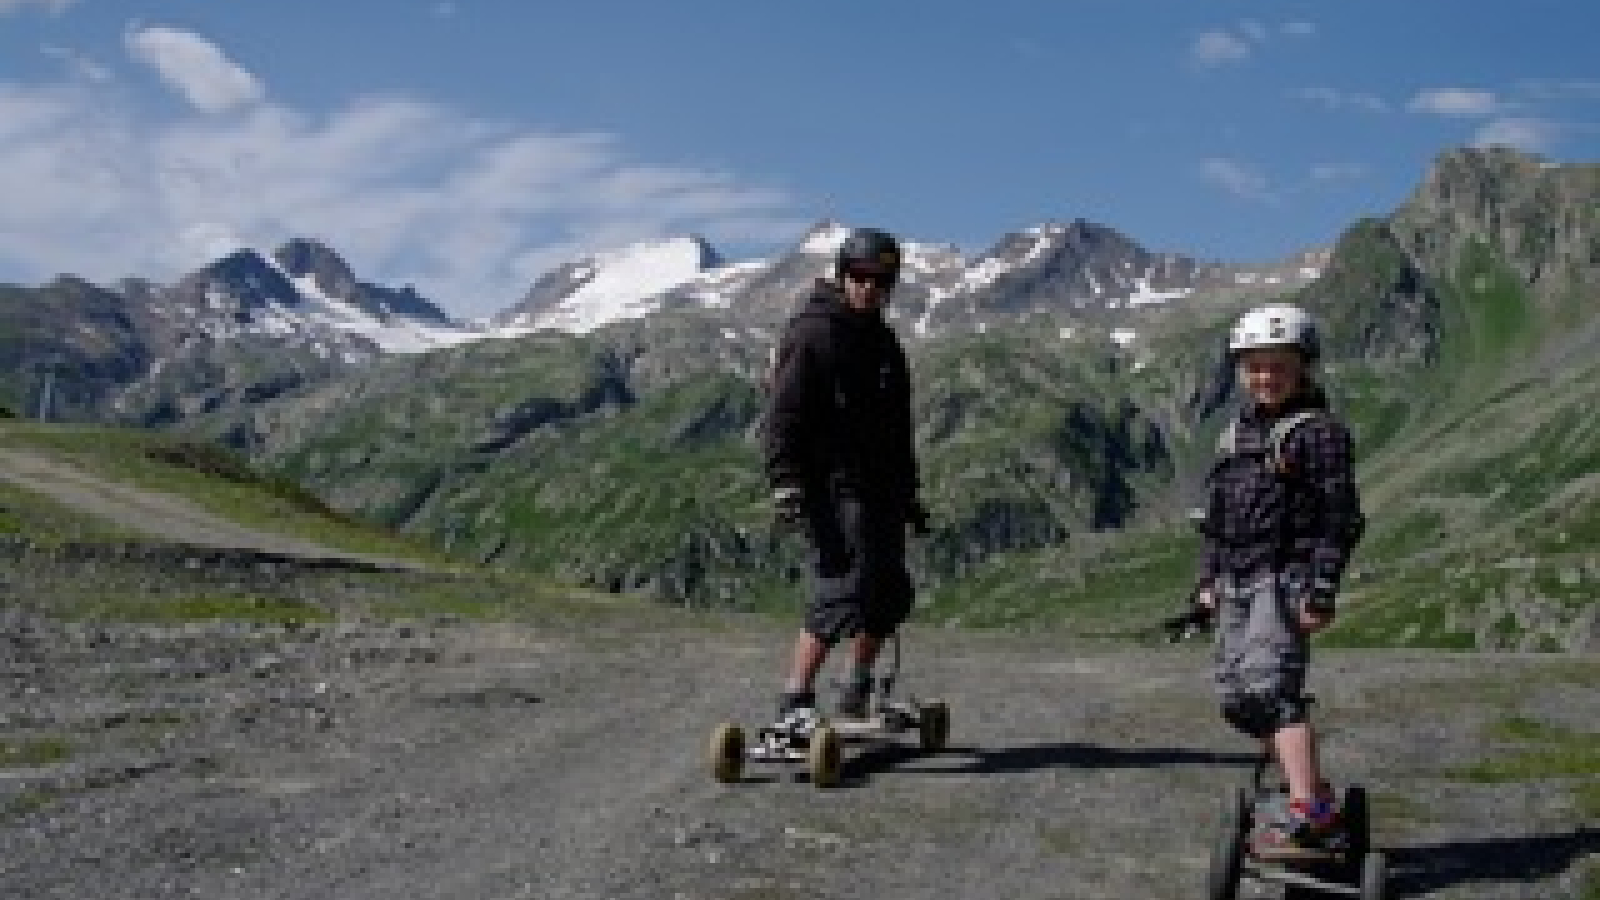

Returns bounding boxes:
[1196,304,1386,899]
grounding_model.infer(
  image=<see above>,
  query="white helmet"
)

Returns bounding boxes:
[1228,304,1320,361]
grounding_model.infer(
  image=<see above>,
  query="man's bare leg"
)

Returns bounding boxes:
[785,630,829,695]
[850,631,884,671]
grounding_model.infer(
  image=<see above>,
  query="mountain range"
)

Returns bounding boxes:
[1,146,1596,651]
[0,207,1329,425]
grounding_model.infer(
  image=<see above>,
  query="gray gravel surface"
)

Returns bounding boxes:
[1,609,1596,900]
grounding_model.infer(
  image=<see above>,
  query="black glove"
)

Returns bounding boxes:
[772,485,804,528]
[906,500,931,536]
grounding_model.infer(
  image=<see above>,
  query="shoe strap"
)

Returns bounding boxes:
[1289,798,1337,824]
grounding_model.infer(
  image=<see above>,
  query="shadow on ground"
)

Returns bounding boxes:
[840,741,1262,786]
[1383,827,1600,898]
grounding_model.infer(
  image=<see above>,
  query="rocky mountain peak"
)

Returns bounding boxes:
[682,234,725,270]
[795,220,852,256]
[180,248,301,311]
[273,238,358,302]
[1394,147,1598,298]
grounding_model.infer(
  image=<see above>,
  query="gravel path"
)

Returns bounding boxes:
[1,611,1595,900]
[0,446,424,570]
[1,429,1593,898]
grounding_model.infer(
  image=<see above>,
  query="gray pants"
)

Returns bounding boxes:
[1214,568,1310,709]
[802,493,913,646]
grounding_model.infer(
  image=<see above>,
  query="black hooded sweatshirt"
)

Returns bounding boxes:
[762,279,918,509]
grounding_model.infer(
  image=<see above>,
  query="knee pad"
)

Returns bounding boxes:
[1222,692,1310,739]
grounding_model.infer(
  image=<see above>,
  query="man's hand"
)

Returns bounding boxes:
[772,485,804,528]
[906,500,931,536]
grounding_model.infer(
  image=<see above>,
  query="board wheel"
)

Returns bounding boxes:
[709,722,744,784]
[918,699,950,752]
[1342,784,1371,862]
[808,725,842,788]
[1206,786,1250,900]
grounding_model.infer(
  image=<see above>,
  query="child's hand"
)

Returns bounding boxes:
[1297,604,1334,633]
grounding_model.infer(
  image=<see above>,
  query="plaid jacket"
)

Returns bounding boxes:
[1198,391,1364,594]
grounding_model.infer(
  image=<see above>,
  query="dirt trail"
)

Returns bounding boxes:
[0,614,1594,900]
[0,447,422,570]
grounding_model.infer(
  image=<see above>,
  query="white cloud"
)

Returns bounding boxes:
[180,222,247,261]
[1201,158,1276,203]
[1519,79,1600,101]
[1190,21,1316,69]
[42,45,111,82]
[0,0,74,14]
[1191,30,1251,68]
[1310,163,1366,182]
[1293,87,1389,113]
[1407,88,1502,117]
[0,42,805,319]
[1470,117,1566,153]
[125,25,265,113]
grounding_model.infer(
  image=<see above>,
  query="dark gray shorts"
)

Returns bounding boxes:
[1214,568,1311,704]
[802,494,913,645]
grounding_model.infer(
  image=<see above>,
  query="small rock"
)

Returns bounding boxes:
[782,825,848,851]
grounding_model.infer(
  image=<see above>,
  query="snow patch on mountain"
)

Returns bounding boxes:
[682,259,771,309]
[272,260,485,353]
[902,240,965,275]
[499,236,719,335]
[960,257,1013,292]
[1125,273,1193,306]
[799,222,852,255]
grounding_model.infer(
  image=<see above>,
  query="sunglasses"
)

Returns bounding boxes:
[843,268,897,288]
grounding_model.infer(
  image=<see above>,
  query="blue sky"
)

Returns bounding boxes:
[1,0,1596,319]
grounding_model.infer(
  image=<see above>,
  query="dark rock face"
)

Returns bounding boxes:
[168,250,304,320]
[273,239,359,303]
[0,277,153,421]
[273,239,457,327]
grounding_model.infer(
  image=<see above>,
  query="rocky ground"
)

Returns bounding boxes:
[1,586,1596,900]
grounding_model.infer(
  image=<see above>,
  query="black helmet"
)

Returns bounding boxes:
[836,227,901,277]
